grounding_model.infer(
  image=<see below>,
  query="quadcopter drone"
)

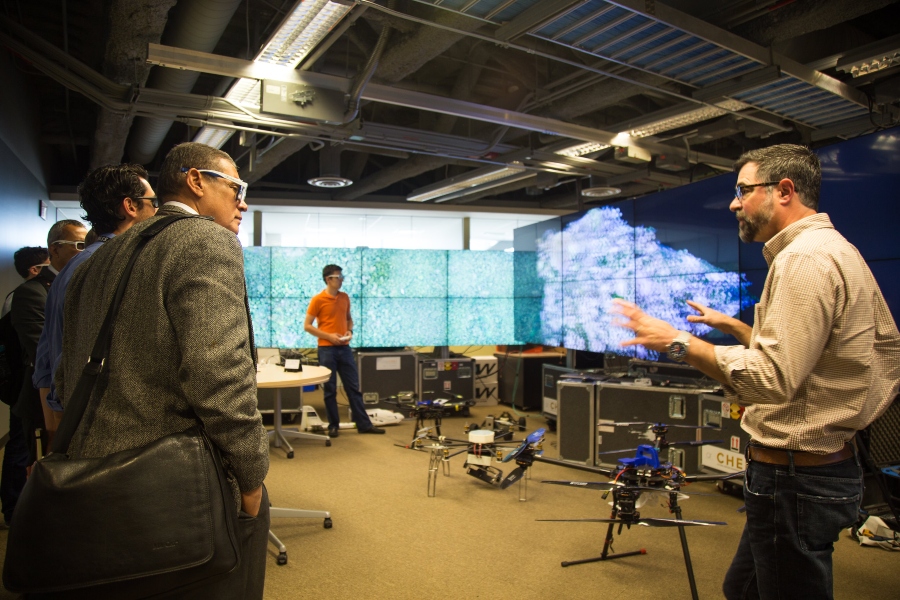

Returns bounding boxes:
[536,422,742,600]
[384,391,475,441]
[399,426,546,500]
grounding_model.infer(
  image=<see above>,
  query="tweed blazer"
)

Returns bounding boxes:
[57,205,268,505]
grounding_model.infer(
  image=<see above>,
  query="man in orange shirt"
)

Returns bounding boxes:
[304,264,384,438]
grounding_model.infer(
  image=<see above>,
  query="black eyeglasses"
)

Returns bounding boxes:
[735,181,781,201]
[132,196,160,208]
[52,240,86,251]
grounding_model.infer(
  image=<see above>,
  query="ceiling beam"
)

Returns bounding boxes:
[145,44,733,168]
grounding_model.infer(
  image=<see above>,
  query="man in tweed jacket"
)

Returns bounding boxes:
[57,142,270,599]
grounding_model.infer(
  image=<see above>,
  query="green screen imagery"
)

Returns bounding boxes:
[244,247,525,348]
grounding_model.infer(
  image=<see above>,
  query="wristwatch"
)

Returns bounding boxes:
[667,331,691,362]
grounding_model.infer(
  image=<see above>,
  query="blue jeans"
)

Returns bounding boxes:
[316,345,373,431]
[722,450,862,600]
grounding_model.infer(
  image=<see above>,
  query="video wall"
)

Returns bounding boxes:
[514,176,753,359]
[244,247,522,348]
[514,127,900,358]
[245,127,900,353]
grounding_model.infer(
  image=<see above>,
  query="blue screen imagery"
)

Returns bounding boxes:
[520,203,752,355]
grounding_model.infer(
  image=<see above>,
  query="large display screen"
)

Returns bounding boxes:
[248,128,900,351]
[244,247,525,348]
[514,191,752,358]
[514,126,900,356]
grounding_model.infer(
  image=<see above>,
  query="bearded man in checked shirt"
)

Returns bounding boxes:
[613,144,900,600]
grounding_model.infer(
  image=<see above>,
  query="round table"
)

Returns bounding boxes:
[257,363,331,459]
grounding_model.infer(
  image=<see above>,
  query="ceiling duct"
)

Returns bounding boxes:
[126,0,242,164]
[308,145,352,188]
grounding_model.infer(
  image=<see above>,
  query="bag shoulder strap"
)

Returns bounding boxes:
[51,214,204,454]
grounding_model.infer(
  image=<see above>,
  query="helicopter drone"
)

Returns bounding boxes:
[536,422,742,600]
[399,425,546,500]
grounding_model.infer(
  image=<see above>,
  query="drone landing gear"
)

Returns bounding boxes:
[427,446,451,497]
[561,491,701,600]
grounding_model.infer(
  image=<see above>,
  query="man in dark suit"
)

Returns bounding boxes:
[10,220,86,465]
[58,142,269,599]
[1,246,49,525]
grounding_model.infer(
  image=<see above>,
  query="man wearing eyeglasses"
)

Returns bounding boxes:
[8,220,85,469]
[612,144,900,600]
[56,142,268,599]
[33,164,157,442]
[305,265,385,437]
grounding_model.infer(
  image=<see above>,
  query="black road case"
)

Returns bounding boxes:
[357,350,419,412]
[595,381,716,474]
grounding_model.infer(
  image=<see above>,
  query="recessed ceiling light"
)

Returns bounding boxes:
[307,176,353,188]
[581,186,622,198]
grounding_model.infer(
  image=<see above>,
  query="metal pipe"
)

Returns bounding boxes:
[126,0,243,164]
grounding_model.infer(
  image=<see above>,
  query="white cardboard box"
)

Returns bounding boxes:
[474,379,499,406]
[472,356,498,382]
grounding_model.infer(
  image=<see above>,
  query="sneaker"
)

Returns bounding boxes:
[327,427,340,438]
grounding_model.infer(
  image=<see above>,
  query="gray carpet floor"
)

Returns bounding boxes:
[2,395,897,599]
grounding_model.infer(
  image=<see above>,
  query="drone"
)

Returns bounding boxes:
[468,411,528,441]
[399,426,546,500]
[384,391,476,442]
[536,422,742,600]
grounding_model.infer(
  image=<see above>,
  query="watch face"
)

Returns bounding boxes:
[669,341,688,360]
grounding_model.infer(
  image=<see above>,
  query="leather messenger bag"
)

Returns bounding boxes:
[3,215,241,597]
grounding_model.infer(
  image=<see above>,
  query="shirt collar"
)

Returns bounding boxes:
[163,201,199,215]
[763,212,834,266]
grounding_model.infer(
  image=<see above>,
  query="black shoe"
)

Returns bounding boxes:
[359,426,386,434]
[328,427,340,438]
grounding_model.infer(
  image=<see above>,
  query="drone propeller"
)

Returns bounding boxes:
[597,439,725,455]
[542,480,667,493]
[537,517,726,527]
[683,470,745,483]
[501,428,545,463]
[607,421,717,429]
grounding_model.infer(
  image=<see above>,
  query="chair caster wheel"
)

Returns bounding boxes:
[277,552,287,566]
[324,518,333,529]
[326,439,332,447]
[286,451,294,459]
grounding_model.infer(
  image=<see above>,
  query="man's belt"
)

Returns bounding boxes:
[747,443,854,467]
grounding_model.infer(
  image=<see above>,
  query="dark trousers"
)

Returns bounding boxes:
[0,410,29,524]
[317,345,373,430]
[722,452,862,600]
[181,485,271,600]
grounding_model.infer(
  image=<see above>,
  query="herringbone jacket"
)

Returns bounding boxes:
[57,205,268,506]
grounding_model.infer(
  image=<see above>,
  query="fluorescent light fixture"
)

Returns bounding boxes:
[626,99,748,138]
[193,0,352,148]
[837,50,900,77]
[555,141,611,157]
[835,34,900,78]
[407,163,527,202]
[194,127,236,149]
